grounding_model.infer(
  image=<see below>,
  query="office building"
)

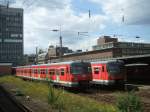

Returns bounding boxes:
[0,5,23,65]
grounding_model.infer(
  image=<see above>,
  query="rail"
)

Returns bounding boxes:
[0,85,32,112]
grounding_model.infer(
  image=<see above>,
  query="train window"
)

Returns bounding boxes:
[102,66,104,72]
[60,69,65,75]
[43,69,46,74]
[41,69,45,74]
[24,70,26,73]
[94,67,100,74]
[34,69,38,74]
[32,69,34,74]
[49,69,55,75]
[88,67,92,73]
[29,69,31,74]
[40,70,42,74]
[66,68,69,73]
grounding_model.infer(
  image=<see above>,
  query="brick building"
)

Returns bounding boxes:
[48,45,73,57]
[93,36,150,56]
[0,63,12,75]
[48,36,150,63]
[97,36,118,45]
[48,48,119,63]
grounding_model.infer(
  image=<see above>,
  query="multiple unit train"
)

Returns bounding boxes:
[91,60,125,85]
[16,61,92,87]
[15,60,125,87]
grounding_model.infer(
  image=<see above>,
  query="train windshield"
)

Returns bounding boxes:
[70,62,91,75]
[107,61,124,74]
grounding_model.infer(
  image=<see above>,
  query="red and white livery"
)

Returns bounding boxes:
[91,60,125,85]
[16,61,92,87]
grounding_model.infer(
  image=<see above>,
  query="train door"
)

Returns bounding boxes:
[56,69,60,83]
[38,68,41,79]
[101,65,106,81]
[93,66,101,80]
[66,66,70,82]
[31,68,34,79]
[45,68,49,81]
[59,67,66,82]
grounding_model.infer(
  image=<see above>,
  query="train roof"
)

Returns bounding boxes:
[15,65,32,68]
[31,61,75,67]
[16,61,90,68]
[91,60,124,64]
[125,63,149,67]
[32,61,90,67]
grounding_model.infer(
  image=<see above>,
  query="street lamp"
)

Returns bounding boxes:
[51,28,63,61]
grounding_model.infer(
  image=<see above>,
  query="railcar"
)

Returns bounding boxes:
[91,60,125,85]
[16,61,92,87]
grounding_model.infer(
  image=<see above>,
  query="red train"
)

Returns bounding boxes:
[91,60,125,85]
[15,60,126,87]
[16,61,92,87]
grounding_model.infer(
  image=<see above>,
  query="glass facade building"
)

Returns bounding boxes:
[0,5,23,66]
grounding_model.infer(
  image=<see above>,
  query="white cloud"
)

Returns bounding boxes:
[89,0,150,25]
[11,0,108,54]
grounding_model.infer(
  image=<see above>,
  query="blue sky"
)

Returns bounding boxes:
[71,0,104,15]
[7,0,150,54]
[71,0,150,42]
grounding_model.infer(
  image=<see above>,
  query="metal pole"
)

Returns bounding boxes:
[36,46,38,64]
[59,26,62,61]
[136,36,140,55]
[59,35,62,61]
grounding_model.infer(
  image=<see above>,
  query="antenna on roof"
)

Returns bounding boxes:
[6,0,9,8]
[0,0,15,8]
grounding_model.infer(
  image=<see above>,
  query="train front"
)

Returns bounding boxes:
[106,60,125,85]
[70,62,92,87]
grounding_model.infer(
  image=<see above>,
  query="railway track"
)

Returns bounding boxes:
[0,86,32,112]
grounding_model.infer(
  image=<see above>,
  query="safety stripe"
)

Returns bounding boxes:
[53,80,78,85]
[18,75,78,85]
[92,79,115,83]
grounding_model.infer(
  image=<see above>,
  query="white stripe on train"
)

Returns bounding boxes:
[17,75,79,86]
[91,79,116,85]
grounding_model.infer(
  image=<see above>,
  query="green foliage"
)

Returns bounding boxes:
[0,76,117,112]
[47,84,64,111]
[116,92,143,112]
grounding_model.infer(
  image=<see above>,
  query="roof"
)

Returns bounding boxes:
[16,61,90,68]
[125,63,149,67]
[91,60,124,64]
[0,63,12,66]
[31,61,76,67]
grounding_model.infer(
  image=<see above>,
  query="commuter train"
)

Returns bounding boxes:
[15,60,126,87]
[16,61,92,87]
[91,60,125,85]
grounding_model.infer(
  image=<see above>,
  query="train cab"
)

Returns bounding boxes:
[91,60,125,85]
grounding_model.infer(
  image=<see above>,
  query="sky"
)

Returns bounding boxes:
[3,0,150,54]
